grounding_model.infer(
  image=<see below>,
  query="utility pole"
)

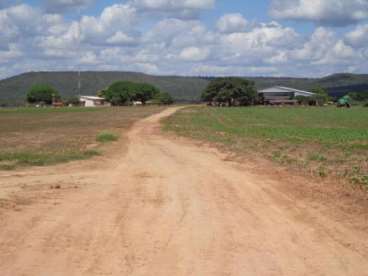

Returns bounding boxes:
[77,6,81,96]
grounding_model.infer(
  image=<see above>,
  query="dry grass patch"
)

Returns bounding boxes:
[0,106,164,169]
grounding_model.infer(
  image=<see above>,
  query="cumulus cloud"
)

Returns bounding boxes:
[79,4,137,44]
[130,0,214,10]
[106,32,138,46]
[0,4,41,37]
[345,24,368,48]
[0,44,22,64]
[179,46,210,61]
[217,13,247,33]
[128,0,214,18]
[270,0,368,26]
[0,1,368,79]
[43,0,95,13]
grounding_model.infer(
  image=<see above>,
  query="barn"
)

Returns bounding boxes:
[259,86,315,105]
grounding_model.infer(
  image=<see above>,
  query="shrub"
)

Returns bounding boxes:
[26,84,60,105]
[96,131,119,143]
[296,95,327,106]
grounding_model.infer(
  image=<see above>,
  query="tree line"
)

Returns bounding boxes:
[20,77,368,107]
[25,81,174,106]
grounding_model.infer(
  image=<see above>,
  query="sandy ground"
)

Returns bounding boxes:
[0,107,367,276]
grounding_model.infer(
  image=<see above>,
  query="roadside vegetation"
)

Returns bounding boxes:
[163,106,368,187]
[96,131,119,143]
[0,106,164,170]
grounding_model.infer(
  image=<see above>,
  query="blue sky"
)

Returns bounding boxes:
[0,0,367,79]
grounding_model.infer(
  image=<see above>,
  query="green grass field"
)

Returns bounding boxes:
[0,106,163,170]
[163,106,368,186]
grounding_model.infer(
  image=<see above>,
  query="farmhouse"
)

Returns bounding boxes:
[79,96,108,107]
[259,86,315,105]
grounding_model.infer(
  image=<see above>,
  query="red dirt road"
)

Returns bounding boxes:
[0,107,367,276]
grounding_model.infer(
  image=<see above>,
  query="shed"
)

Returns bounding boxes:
[79,96,107,107]
[259,86,315,105]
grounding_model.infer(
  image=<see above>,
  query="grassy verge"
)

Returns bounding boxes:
[0,150,100,170]
[163,106,368,187]
[0,106,164,170]
[96,131,119,143]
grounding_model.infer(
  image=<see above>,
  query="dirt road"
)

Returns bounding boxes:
[1,107,367,276]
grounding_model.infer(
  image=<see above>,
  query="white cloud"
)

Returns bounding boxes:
[130,0,214,10]
[128,0,214,18]
[291,27,335,61]
[80,51,99,65]
[0,4,41,37]
[80,4,137,43]
[217,13,247,33]
[43,0,95,13]
[179,46,210,61]
[289,27,358,68]
[0,1,367,79]
[107,32,138,46]
[0,43,22,64]
[222,22,299,57]
[345,24,368,48]
[270,0,368,26]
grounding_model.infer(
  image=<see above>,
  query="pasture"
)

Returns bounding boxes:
[0,106,164,170]
[163,106,368,186]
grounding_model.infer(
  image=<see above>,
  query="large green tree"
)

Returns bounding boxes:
[102,81,132,106]
[131,83,160,105]
[154,92,174,105]
[311,86,329,104]
[101,81,160,106]
[26,84,60,105]
[201,78,257,106]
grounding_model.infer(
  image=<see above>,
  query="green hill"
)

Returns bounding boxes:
[0,71,367,105]
[0,71,209,105]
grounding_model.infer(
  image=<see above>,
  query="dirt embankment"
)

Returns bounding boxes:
[0,107,367,276]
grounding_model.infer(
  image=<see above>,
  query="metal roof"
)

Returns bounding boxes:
[80,96,105,100]
[259,86,315,96]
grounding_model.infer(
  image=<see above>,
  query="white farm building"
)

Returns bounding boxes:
[258,86,315,105]
[79,96,108,107]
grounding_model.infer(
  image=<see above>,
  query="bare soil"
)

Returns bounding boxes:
[0,107,367,276]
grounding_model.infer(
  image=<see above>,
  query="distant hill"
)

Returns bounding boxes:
[0,71,367,105]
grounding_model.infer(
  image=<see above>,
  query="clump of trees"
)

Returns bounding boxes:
[26,84,60,105]
[296,87,330,106]
[100,81,173,106]
[201,78,258,106]
[348,92,368,102]
[153,91,174,105]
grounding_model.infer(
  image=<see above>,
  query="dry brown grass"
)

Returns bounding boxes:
[0,106,164,169]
